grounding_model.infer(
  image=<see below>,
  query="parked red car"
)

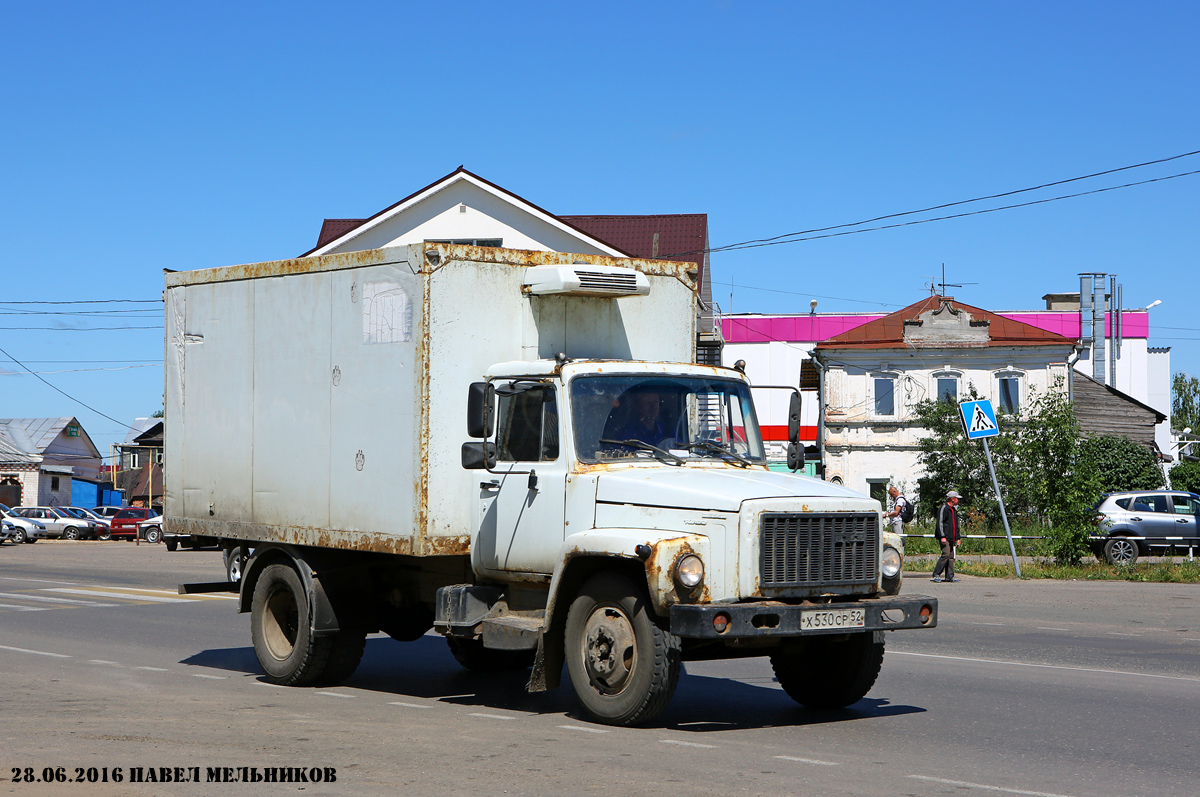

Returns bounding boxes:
[104,507,161,540]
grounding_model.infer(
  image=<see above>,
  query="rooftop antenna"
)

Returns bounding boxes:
[937,263,976,297]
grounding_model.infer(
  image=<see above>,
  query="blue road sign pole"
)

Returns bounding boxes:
[981,436,1021,578]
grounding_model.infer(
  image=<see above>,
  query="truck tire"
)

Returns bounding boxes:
[251,563,333,686]
[771,631,885,710]
[1104,536,1139,565]
[316,630,367,685]
[563,571,681,727]
[165,538,178,552]
[224,547,248,583]
[446,637,535,671]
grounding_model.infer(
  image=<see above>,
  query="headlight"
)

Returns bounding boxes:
[881,546,902,578]
[674,554,705,589]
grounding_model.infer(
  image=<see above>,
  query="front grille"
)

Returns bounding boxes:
[760,513,878,589]
[575,270,639,293]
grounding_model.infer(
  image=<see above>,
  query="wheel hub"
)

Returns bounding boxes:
[583,606,636,693]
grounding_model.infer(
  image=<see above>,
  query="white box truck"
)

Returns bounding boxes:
[166,243,935,726]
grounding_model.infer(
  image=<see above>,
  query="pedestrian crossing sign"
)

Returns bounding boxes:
[959,399,999,440]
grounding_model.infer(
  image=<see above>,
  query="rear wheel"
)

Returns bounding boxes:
[1104,536,1139,565]
[144,527,161,544]
[564,572,680,727]
[164,539,178,552]
[251,563,331,686]
[63,527,81,540]
[771,631,885,710]
[97,529,112,541]
[224,547,248,583]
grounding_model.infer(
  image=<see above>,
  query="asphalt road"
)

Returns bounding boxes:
[1,541,1197,796]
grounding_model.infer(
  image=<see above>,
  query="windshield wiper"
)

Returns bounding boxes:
[686,440,753,468]
[598,438,686,466]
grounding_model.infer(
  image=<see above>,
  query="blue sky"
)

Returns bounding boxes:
[3,1,1197,457]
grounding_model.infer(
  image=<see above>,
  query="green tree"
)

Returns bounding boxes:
[1169,460,1200,494]
[1078,435,1163,493]
[1009,387,1101,565]
[1172,372,1200,432]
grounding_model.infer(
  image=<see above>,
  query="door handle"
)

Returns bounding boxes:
[1130,517,1143,522]
[480,480,500,491]
[1177,518,1189,523]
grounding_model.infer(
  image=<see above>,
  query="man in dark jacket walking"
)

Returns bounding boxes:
[932,490,962,583]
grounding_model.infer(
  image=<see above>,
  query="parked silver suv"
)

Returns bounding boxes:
[1091,490,1200,564]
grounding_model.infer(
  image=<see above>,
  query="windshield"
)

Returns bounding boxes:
[571,374,765,465]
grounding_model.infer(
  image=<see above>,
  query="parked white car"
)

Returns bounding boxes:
[137,515,164,544]
[13,506,101,540]
[0,505,48,543]
[62,506,112,529]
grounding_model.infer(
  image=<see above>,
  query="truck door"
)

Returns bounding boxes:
[477,382,566,574]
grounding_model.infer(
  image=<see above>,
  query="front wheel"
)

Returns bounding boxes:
[144,527,161,544]
[11,528,26,544]
[1104,536,1139,565]
[564,572,680,727]
[63,527,81,540]
[97,529,112,541]
[771,631,885,710]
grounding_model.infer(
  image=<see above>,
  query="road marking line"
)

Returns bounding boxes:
[117,587,237,601]
[191,674,226,680]
[1105,632,1140,637]
[0,591,117,606]
[775,755,839,766]
[908,774,1076,797]
[0,576,80,585]
[559,725,609,734]
[88,660,120,665]
[0,644,71,658]
[893,651,1200,682]
[43,588,192,603]
[1036,627,1069,631]
[0,603,49,611]
[966,621,1006,626]
[316,691,355,698]
[660,740,717,749]
[256,682,286,688]
[470,713,515,720]
[388,702,431,709]
[135,666,170,672]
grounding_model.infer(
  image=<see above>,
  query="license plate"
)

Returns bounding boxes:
[801,608,866,631]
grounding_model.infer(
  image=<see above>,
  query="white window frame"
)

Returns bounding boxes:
[994,369,1025,415]
[871,372,900,418]
[932,370,962,404]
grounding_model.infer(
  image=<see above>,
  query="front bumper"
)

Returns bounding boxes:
[670,595,937,639]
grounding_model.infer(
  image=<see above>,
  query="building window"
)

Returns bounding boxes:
[997,375,1020,414]
[935,373,959,404]
[874,377,896,416]
[867,478,889,507]
[51,476,60,491]
[425,238,503,248]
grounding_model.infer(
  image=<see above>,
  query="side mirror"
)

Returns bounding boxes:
[467,382,495,438]
[787,442,805,472]
[461,442,497,470]
[787,392,801,443]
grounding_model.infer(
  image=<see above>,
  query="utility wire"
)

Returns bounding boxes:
[0,325,161,331]
[0,345,141,432]
[664,149,1200,258]
[0,299,161,305]
[707,168,1200,254]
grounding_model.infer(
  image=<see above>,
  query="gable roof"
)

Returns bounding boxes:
[0,418,100,464]
[560,214,708,275]
[302,167,633,258]
[815,296,1078,351]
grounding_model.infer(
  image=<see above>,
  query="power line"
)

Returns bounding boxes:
[0,345,141,432]
[0,325,161,331]
[708,168,1200,254]
[663,149,1200,258]
[0,299,161,305]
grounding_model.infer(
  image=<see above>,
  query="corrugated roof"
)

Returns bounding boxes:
[815,296,1078,350]
[560,214,707,273]
[122,418,159,447]
[316,219,368,250]
[0,418,77,455]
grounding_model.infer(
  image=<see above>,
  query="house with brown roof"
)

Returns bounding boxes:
[304,167,721,362]
[812,296,1078,503]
